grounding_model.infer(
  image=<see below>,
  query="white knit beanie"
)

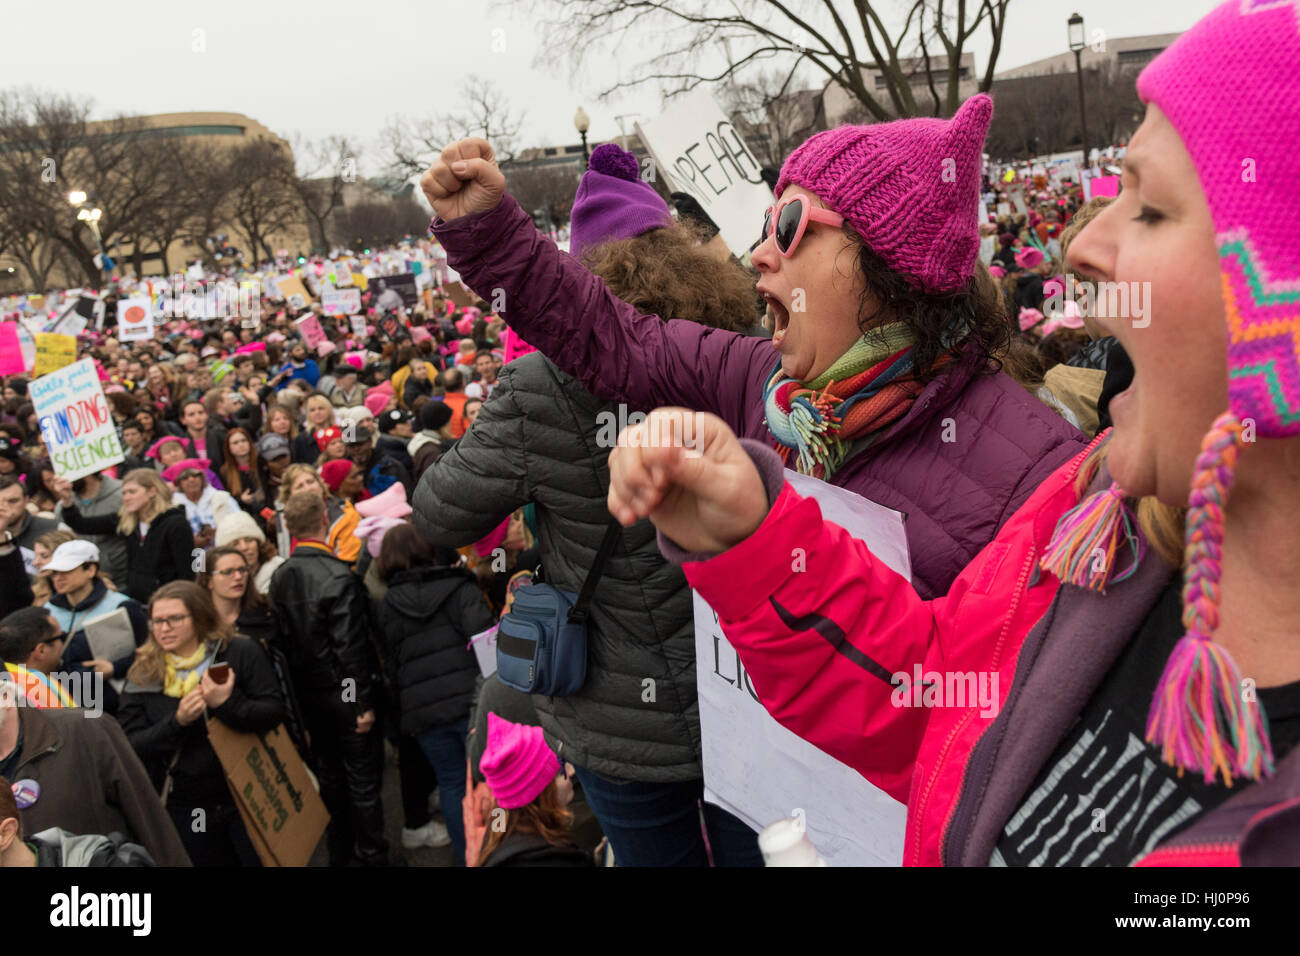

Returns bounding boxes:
[215,510,266,547]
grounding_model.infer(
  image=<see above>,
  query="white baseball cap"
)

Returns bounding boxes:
[46,540,101,573]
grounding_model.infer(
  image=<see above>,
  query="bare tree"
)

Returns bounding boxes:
[721,68,822,167]
[503,163,581,227]
[221,139,302,265]
[381,76,523,178]
[535,0,1012,122]
[330,197,431,250]
[293,135,360,253]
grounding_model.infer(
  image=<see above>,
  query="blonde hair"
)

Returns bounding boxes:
[117,468,174,536]
[127,581,232,686]
[278,463,326,505]
[1076,444,1186,568]
[303,395,335,425]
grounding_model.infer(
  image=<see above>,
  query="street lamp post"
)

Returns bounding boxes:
[574,107,591,168]
[1068,13,1091,169]
[68,191,109,283]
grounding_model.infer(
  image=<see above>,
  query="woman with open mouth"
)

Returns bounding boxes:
[418,94,1086,613]
[605,0,1300,866]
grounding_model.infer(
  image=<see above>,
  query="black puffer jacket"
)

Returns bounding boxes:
[377,565,494,734]
[266,543,377,713]
[60,504,195,603]
[414,353,703,782]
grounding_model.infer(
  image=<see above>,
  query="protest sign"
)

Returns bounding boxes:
[332,261,354,287]
[350,272,368,291]
[349,315,367,338]
[32,333,78,377]
[468,624,499,678]
[995,201,1012,218]
[116,297,154,342]
[49,295,95,337]
[294,314,328,350]
[277,276,313,309]
[693,470,911,866]
[1091,175,1121,198]
[1008,184,1028,217]
[443,281,474,308]
[370,273,419,310]
[636,89,773,257]
[207,720,329,867]
[0,323,28,375]
[29,358,125,481]
[321,288,362,315]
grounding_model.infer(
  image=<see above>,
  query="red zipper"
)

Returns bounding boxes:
[1134,842,1237,867]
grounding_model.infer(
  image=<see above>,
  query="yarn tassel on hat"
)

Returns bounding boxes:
[1040,481,1145,592]
[1145,412,1275,786]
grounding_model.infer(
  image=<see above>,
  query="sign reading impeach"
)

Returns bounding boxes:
[30,358,125,480]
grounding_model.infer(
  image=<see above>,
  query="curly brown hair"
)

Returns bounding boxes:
[579,222,758,331]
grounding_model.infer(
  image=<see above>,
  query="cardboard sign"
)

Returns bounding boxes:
[321,288,362,316]
[294,314,328,350]
[443,281,474,308]
[350,272,368,291]
[636,89,774,257]
[0,323,28,375]
[29,358,125,480]
[207,719,329,867]
[370,273,418,310]
[32,333,78,377]
[693,470,911,866]
[116,297,154,342]
[277,276,313,309]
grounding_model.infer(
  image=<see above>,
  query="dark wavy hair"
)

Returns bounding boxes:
[580,221,758,332]
[847,225,1012,384]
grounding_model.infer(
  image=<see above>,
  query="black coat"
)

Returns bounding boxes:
[118,637,285,807]
[377,566,494,734]
[60,505,195,603]
[266,543,377,713]
[482,832,594,868]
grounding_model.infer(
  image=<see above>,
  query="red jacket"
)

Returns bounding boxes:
[683,434,1300,866]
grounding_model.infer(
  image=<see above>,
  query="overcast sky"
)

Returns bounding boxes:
[4,0,1221,176]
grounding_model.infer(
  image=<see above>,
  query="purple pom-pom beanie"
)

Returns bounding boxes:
[776,94,994,294]
[569,143,671,262]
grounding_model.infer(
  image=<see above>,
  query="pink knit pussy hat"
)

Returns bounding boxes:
[775,93,993,294]
[479,713,560,810]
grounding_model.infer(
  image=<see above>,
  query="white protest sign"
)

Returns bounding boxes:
[349,315,367,338]
[468,625,499,678]
[694,469,911,866]
[116,297,154,341]
[635,89,774,257]
[321,288,362,316]
[29,358,125,481]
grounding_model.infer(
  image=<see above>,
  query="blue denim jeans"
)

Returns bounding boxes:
[416,716,470,865]
[573,769,763,867]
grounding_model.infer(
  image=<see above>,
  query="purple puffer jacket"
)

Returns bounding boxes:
[432,196,1088,599]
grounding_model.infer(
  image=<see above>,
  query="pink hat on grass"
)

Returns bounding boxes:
[479,714,560,810]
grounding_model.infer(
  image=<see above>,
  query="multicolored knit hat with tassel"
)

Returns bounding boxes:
[1042,0,1300,788]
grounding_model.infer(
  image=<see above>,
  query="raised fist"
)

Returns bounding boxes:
[421,138,506,224]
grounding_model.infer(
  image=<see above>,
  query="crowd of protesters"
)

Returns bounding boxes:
[1,0,1295,869]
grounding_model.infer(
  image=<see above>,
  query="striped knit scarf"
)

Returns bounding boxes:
[763,324,937,480]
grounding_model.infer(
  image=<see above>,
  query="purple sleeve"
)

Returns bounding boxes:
[431,196,772,433]
[657,439,786,564]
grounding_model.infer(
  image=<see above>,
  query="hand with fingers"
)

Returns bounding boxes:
[420,138,506,224]
[607,407,770,555]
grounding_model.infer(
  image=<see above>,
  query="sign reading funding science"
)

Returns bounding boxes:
[692,470,911,866]
[636,89,774,258]
[30,358,125,480]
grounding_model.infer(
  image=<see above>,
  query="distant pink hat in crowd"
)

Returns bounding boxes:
[1015,246,1045,270]
[235,341,266,355]
[987,265,1006,279]
[354,515,407,559]
[161,457,211,484]
[1042,300,1085,336]
[1018,307,1045,333]
[455,316,474,336]
[145,435,187,460]
[355,480,411,519]
[1042,275,1065,301]
[479,713,560,810]
[343,352,365,370]
[363,392,389,417]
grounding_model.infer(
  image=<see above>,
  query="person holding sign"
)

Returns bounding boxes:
[119,581,285,867]
[605,1,1300,867]
[419,103,1085,615]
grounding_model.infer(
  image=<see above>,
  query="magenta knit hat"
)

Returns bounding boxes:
[1041,1,1300,789]
[776,94,993,294]
[569,144,672,263]
[1014,246,1044,270]
[479,713,560,810]
[363,392,388,417]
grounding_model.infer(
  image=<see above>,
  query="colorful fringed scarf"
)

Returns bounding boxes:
[763,324,939,480]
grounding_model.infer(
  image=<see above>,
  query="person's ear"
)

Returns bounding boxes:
[0,816,18,853]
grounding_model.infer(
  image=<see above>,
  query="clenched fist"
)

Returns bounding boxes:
[607,408,769,555]
[420,138,506,223]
